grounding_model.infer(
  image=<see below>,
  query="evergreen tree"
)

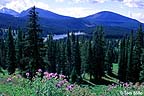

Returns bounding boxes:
[74,37,81,81]
[92,26,105,80]
[127,31,134,81]
[87,39,93,81]
[65,32,72,77]
[46,34,56,73]
[6,27,16,74]
[118,37,128,82]
[105,41,113,75]
[23,6,44,77]
[58,41,66,74]
[80,40,88,78]
[15,28,23,69]
[132,25,143,82]
[0,29,6,69]
[140,53,144,82]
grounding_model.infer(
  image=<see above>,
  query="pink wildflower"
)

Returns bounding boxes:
[44,72,49,75]
[123,82,129,87]
[66,84,74,91]
[38,69,42,72]
[59,74,66,79]
[7,77,12,82]
[26,72,30,77]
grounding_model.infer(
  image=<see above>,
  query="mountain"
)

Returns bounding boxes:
[0,7,19,16]
[18,7,72,19]
[82,11,140,29]
[0,7,143,37]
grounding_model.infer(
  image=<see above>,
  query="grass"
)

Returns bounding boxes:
[0,64,144,96]
[113,63,118,75]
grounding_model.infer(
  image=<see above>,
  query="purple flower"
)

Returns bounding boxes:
[26,72,30,77]
[44,72,49,75]
[38,69,42,72]
[7,77,12,82]
[123,82,129,87]
[56,83,62,88]
[66,84,74,91]
[59,74,66,79]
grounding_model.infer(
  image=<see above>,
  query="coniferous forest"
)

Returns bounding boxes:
[0,6,144,96]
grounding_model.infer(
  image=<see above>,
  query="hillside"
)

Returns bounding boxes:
[0,7,143,37]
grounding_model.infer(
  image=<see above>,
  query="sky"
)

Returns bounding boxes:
[0,0,144,22]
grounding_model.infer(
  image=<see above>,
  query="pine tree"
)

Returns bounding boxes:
[74,37,81,81]
[6,27,16,74]
[80,40,88,78]
[15,28,23,69]
[70,32,77,82]
[92,26,105,80]
[139,54,144,82]
[118,37,128,82]
[87,39,93,81]
[65,32,72,77]
[46,34,56,73]
[105,40,113,75]
[127,31,134,81]
[132,25,143,82]
[58,41,66,74]
[23,6,44,77]
[0,29,6,69]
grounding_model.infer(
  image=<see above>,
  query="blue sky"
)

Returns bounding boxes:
[0,0,144,22]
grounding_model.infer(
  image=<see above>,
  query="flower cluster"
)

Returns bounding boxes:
[66,84,74,91]
[25,69,75,92]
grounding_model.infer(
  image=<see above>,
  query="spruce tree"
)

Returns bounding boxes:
[74,37,81,82]
[15,28,23,69]
[0,30,6,69]
[87,39,93,81]
[132,25,143,82]
[80,40,88,78]
[58,41,66,74]
[92,26,105,80]
[23,6,44,77]
[118,37,128,82]
[46,34,56,73]
[6,27,16,74]
[127,31,134,81]
[139,54,144,82]
[105,41,113,75]
[65,32,72,77]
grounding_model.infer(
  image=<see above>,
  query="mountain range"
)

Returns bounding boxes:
[0,7,143,37]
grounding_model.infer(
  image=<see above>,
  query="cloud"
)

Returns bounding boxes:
[91,0,108,3]
[67,0,107,4]
[0,0,49,12]
[113,0,144,8]
[131,12,144,23]
[51,7,97,17]
[55,0,64,3]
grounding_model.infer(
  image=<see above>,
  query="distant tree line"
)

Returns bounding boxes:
[0,6,144,83]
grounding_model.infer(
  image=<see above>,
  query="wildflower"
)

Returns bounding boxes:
[66,84,74,91]
[26,72,30,77]
[124,82,129,87]
[38,69,42,72]
[49,73,54,77]
[7,77,12,82]
[56,83,62,88]
[44,72,49,75]
[59,74,66,79]
[63,79,68,83]
[43,72,51,79]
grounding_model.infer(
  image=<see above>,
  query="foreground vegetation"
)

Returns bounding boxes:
[0,69,144,96]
